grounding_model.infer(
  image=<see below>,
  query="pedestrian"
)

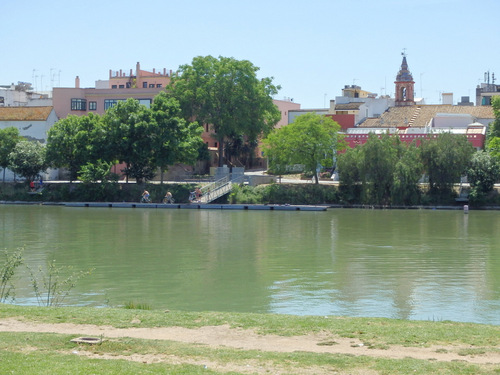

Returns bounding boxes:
[29,180,35,192]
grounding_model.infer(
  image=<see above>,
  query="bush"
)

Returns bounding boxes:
[229,183,340,205]
[229,184,264,204]
[0,248,23,303]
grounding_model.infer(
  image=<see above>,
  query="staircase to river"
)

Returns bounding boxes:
[197,174,245,203]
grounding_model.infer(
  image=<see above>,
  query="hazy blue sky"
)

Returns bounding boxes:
[2,0,499,108]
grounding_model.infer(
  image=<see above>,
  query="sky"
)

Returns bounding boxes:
[2,0,499,108]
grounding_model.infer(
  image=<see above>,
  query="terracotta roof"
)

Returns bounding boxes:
[0,107,54,121]
[358,105,494,128]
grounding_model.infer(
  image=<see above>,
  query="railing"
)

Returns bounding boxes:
[197,174,245,203]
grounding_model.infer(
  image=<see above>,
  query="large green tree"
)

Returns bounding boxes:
[487,96,500,140]
[487,96,500,162]
[0,127,22,182]
[150,92,203,183]
[168,56,281,166]
[103,99,157,183]
[46,113,106,182]
[263,113,342,184]
[360,134,399,204]
[467,151,500,202]
[419,132,474,195]
[338,134,422,205]
[8,140,48,182]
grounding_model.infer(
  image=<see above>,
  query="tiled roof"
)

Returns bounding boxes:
[358,105,494,128]
[0,107,54,121]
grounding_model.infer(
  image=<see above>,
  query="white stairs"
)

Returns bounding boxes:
[197,175,244,203]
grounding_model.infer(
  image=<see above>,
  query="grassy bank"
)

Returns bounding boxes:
[0,304,498,374]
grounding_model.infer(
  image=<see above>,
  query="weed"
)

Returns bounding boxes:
[0,248,24,302]
[27,260,93,307]
[123,301,152,310]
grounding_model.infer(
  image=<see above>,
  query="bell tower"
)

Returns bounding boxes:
[395,52,415,106]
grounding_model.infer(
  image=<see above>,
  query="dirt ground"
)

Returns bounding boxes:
[1,317,499,373]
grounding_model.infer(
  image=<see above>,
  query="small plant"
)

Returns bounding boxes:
[0,248,24,302]
[123,301,152,310]
[28,260,93,307]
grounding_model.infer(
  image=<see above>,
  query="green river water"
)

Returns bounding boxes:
[1,204,499,325]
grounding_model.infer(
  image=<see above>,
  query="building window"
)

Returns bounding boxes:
[71,98,87,111]
[126,82,131,88]
[104,99,121,110]
[156,84,162,88]
[89,101,97,111]
[111,85,118,89]
[142,82,148,88]
[149,84,155,88]
[119,85,125,89]
[137,99,152,108]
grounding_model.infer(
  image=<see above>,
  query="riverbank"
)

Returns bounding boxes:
[2,177,500,208]
[0,304,499,374]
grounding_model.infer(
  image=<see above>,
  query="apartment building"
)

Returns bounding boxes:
[52,62,171,119]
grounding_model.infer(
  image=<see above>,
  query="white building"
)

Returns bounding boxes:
[0,106,59,181]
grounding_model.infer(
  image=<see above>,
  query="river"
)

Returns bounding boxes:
[1,204,499,325]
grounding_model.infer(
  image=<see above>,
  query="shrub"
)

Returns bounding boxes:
[0,248,23,302]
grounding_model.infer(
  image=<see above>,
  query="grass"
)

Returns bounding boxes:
[123,301,152,310]
[0,304,499,375]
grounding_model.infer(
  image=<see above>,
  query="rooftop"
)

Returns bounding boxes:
[360,105,494,128]
[0,106,54,121]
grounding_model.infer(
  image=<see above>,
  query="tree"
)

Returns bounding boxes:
[0,127,22,182]
[391,142,422,205]
[46,113,106,183]
[487,96,500,140]
[337,146,363,203]
[262,126,291,182]
[487,96,500,162]
[103,99,157,183]
[419,133,474,195]
[8,140,48,182]
[467,151,500,202]
[169,56,281,167]
[360,134,399,204]
[150,92,203,183]
[338,135,423,205]
[263,113,342,184]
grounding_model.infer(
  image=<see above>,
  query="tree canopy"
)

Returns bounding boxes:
[263,113,342,184]
[0,127,22,182]
[419,132,474,194]
[46,113,106,183]
[8,140,48,182]
[46,96,203,184]
[338,134,422,205]
[150,91,203,182]
[168,55,281,166]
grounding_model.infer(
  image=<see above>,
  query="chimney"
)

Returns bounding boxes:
[109,69,112,79]
[75,76,80,89]
[329,99,336,114]
[136,62,140,77]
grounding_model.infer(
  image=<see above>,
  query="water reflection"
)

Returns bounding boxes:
[1,205,499,325]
